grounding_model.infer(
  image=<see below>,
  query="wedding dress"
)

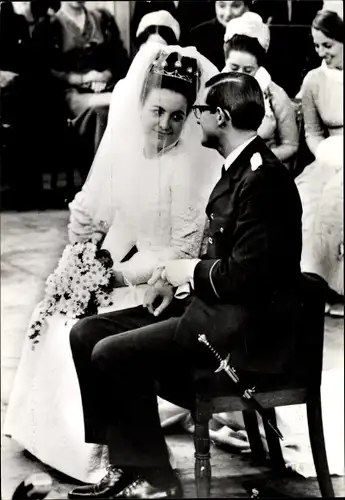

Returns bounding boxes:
[4,43,221,483]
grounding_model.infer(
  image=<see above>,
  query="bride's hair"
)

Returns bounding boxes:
[140,51,201,112]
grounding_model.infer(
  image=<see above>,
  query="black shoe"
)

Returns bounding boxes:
[116,478,183,498]
[68,466,136,499]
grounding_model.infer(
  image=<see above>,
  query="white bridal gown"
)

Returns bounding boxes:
[4,140,220,483]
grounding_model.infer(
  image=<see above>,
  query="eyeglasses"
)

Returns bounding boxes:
[192,105,215,119]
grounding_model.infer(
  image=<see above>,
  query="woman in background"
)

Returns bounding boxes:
[276,4,344,476]
[134,10,180,53]
[296,2,343,316]
[223,12,299,168]
[32,1,130,180]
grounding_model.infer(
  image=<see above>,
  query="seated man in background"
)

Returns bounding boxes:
[33,1,130,182]
[0,0,63,210]
[189,0,253,70]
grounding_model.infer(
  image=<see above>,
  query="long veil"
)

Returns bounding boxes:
[69,43,222,231]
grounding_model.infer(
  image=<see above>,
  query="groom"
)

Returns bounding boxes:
[68,72,302,499]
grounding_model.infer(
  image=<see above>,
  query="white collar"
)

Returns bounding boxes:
[320,60,343,83]
[223,136,257,172]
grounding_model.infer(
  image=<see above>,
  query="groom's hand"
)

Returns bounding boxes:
[143,279,174,317]
[161,259,200,287]
[148,260,200,288]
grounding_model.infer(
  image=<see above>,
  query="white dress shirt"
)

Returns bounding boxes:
[223,135,257,172]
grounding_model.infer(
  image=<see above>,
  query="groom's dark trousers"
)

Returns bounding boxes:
[70,299,199,469]
[70,137,303,470]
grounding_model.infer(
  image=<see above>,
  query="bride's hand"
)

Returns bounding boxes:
[143,279,174,317]
[147,267,165,286]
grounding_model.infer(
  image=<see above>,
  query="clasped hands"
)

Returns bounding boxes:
[143,259,197,317]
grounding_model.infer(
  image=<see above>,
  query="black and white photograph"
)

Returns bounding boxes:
[1,1,343,498]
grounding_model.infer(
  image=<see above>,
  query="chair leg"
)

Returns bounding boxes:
[243,410,266,464]
[306,392,335,497]
[262,408,286,473]
[193,399,212,498]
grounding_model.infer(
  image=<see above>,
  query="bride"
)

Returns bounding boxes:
[4,42,222,483]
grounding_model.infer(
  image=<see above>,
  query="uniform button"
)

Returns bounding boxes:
[220,227,224,233]
[208,237,213,244]
[210,213,214,220]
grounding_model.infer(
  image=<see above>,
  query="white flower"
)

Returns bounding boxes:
[250,152,262,171]
[29,241,115,345]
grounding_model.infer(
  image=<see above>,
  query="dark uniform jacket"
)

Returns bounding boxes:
[175,137,303,374]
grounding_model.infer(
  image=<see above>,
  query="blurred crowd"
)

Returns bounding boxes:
[0,0,129,209]
[0,0,341,211]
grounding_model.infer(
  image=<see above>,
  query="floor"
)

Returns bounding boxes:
[1,210,344,499]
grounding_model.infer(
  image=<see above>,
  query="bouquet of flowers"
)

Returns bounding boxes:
[29,240,116,347]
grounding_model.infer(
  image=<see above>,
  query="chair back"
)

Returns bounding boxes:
[294,272,328,388]
[290,98,304,178]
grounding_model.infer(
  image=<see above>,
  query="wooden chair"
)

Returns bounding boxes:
[290,97,316,180]
[192,273,335,498]
[289,97,304,179]
[49,118,77,201]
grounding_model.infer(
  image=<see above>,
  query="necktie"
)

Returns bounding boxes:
[221,164,226,178]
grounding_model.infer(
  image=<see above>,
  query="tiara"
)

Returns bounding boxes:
[150,52,200,85]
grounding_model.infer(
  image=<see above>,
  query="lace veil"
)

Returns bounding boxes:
[70,43,222,232]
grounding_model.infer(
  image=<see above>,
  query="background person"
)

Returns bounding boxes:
[189,0,253,70]
[130,0,215,50]
[130,0,178,48]
[0,0,63,209]
[252,0,323,97]
[223,12,299,167]
[296,2,343,315]
[32,0,130,182]
[134,10,180,54]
